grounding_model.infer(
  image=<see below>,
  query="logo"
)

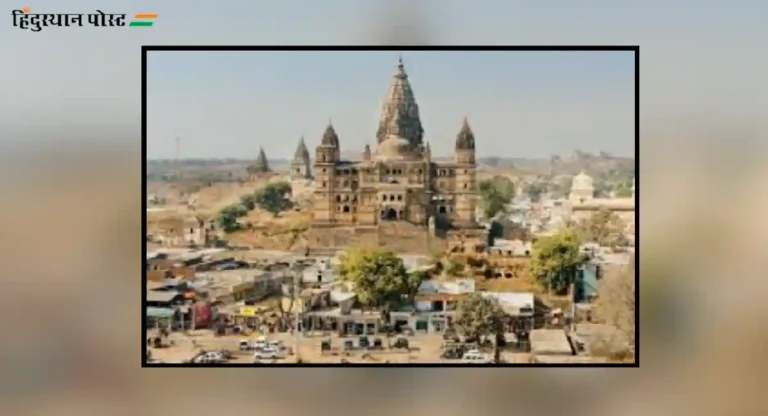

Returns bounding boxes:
[12,7,159,31]
[130,13,158,27]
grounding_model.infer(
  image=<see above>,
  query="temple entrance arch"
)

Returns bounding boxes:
[380,207,398,221]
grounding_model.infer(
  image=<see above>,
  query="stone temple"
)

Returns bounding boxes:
[309,57,479,233]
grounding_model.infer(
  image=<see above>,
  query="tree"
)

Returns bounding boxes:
[590,262,635,361]
[578,208,628,247]
[614,181,633,198]
[552,177,572,198]
[337,249,427,321]
[274,264,303,332]
[593,180,612,198]
[217,208,240,233]
[478,176,516,219]
[221,204,248,219]
[445,259,465,277]
[530,228,587,294]
[254,181,293,217]
[524,183,545,202]
[455,293,505,344]
[240,193,257,211]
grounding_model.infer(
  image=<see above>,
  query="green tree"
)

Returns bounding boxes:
[254,181,293,217]
[221,204,248,218]
[455,293,505,344]
[217,203,249,233]
[593,180,612,198]
[240,193,257,211]
[445,259,465,277]
[478,176,516,219]
[531,228,587,294]
[578,208,628,247]
[217,210,240,233]
[614,182,633,198]
[525,183,545,202]
[337,249,428,320]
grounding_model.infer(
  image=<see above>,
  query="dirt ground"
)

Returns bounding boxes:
[147,330,532,364]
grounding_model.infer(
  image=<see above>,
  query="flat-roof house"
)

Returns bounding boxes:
[146,290,184,308]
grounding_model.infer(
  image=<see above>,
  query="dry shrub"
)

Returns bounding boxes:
[590,261,636,360]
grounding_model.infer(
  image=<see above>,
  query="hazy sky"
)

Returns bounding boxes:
[147,50,634,160]
[1,0,765,160]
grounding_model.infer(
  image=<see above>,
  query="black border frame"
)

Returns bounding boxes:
[142,45,640,368]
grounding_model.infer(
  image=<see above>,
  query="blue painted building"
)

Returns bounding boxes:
[575,262,601,303]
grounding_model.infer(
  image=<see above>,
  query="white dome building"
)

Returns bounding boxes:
[564,172,636,245]
[569,171,595,203]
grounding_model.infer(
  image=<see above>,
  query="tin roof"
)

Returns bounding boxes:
[146,307,175,319]
[146,290,181,303]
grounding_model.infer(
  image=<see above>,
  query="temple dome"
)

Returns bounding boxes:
[571,171,594,190]
[375,134,416,161]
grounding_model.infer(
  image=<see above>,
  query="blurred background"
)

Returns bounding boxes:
[1,0,767,414]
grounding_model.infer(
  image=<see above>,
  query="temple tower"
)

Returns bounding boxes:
[313,122,340,224]
[454,117,477,226]
[375,56,424,148]
[291,136,312,179]
[246,147,270,180]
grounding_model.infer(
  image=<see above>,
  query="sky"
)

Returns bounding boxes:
[147,50,635,160]
[0,0,765,159]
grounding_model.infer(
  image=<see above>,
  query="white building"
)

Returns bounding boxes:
[566,172,635,235]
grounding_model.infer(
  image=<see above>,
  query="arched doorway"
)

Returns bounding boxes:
[380,208,398,221]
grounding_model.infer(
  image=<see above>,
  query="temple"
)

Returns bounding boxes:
[310,57,479,231]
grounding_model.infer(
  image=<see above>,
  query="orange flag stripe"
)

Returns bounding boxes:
[134,14,159,19]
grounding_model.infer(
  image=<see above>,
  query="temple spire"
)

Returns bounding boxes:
[455,117,475,150]
[321,120,339,147]
[293,136,310,162]
[255,147,270,172]
[375,56,424,147]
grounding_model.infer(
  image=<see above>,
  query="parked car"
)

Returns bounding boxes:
[441,343,466,359]
[239,340,253,351]
[441,347,463,359]
[194,351,225,364]
[268,339,282,350]
[253,347,280,360]
[393,337,409,350]
[461,350,491,364]
[252,336,268,350]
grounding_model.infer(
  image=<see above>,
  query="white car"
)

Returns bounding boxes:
[253,347,280,361]
[194,351,225,364]
[461,350,491,364]
[268,339,282,349]
[251,336,268,350]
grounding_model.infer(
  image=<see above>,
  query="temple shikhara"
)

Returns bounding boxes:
[307,57,479,233]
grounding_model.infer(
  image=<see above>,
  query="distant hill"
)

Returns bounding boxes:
[147,153,634,182]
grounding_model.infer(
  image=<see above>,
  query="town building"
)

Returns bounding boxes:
[150,217,216,247]
[567,171,636,234]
